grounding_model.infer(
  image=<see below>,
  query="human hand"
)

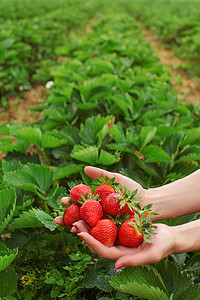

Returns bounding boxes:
[72,222,176,269]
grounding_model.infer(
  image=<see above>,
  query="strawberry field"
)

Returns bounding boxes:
[0,0,200,299]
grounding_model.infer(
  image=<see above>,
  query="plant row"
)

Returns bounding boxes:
[122,0,200,77]
[0,1,200,299]
[0,0,99,101]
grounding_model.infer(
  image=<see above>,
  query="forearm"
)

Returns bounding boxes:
[171,219,200,254]
[145,169,200,220]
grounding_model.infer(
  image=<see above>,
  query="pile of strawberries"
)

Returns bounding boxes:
[63,177,156,247]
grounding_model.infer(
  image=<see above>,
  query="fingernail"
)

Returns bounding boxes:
[72,223,78,229]
[115,264,124,271]
[77,233,84,240]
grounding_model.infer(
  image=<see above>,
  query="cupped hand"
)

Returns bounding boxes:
[73,222,176,269]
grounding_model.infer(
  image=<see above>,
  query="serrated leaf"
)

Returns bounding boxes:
[9,208,44,230]
[0,188,16,235]
[0,248,18,272]
[70,145,99,164]
[155,259,200,299]
[54,163,84,180]
[24,163,54,193]
[142,145,171,163]
[41,132,65,148]
[35,211,57,231]
[110,265,168,300]
[181,128,200,147]
[13,126,42,148]
[98,150,119,165]
[4,169,38,193]
[2,160,24,173]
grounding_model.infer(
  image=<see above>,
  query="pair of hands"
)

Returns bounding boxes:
[54,166,176,270]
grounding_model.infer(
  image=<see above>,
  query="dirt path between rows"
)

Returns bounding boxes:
[141,27,200,106]
[0,85,47,125]
[1,23,200,126]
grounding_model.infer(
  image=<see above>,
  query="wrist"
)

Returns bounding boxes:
[171,220,200,254]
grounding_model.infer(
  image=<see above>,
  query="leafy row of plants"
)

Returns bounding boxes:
[122,0,200,77]
[0,1,200,299]
[0,0,68,20]
[0,0,99,101]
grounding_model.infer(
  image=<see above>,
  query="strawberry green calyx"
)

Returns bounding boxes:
[106,213,130,229]
[115,184,141,213]
[79,192,99,205]
[129,212,157,243]
[93,176,119,188]
[137,203,159,218]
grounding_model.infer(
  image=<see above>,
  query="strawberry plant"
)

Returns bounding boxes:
[0,0,200,299]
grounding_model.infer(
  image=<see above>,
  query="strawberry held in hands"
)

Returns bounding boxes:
[65,178,157,249]
[95,176,118,206]
[70,184,94,206]
[63,204,81,227]
[91,219,118,247]
[80,199,103,227]
[117,212,157,247]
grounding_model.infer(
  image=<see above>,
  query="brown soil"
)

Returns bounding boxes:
[141,27,200,106]
[0,85,47,125]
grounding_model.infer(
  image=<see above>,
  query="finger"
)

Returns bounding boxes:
[60,197,70,206]
[70,227,78,233]
[84,166,116,180]
[73,220,91,233]
[53,216,67,227]
[76,232,123,260]
[84,166,142,192]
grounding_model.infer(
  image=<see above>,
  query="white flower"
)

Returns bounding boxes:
[45,81,54,89]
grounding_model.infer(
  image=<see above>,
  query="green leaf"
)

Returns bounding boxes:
[13,126,42,148]
[41,132,65,148]
[0,248,18,272]
[110,265,169,300]
[70,145,99,165]
[142,145,171,163]
[2,160,23,173]
[24,164,54,193]
[4,163,54,196]
[155,259,200,299]
[139,126,157,151]
[96,275,113,293]
[54,163,84,180]
[9,208,44,230]
[98,150,119,166]
[35,211,57,231]
[4,169,38,193]
[0,269,18,298]
[181,128,200,147]
[0,188,16,235]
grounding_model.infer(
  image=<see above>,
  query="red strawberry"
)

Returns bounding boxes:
[96,184,116,206]
[70,184,94,206]
[80,200,103,227]
[102,192,134,217]
[63,204,81,227]
[116,217,143,248]
[91,219,118,247]
[116,212,156,247]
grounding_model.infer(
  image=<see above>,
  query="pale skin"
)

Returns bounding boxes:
[54,166,200,270]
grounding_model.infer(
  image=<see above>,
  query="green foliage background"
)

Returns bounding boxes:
[0,0,200,299]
